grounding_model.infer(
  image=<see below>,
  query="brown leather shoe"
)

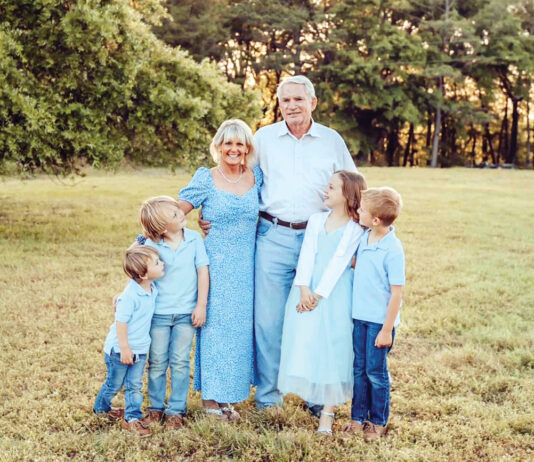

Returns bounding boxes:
[343,420,364,434]
[363,421,387,441]
[120,419,152,437]
[141,410,164,425]
[165,414,185,430]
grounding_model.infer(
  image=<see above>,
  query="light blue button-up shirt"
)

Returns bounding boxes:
[352,226,405,326]
[104,279,157,355]
[146,228,209,315]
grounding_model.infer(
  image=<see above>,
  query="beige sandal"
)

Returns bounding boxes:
[220,405,241,422]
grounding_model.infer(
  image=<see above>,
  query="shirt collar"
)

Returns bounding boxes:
[277,119,321,139]
[128,279,154,296]
[156,228,190,248]
[362,226,396,250]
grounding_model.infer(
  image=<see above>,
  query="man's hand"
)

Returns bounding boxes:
[198,211,211,236]
[375,329,393,348]
[191,305,207,328]
[120,346,134,365]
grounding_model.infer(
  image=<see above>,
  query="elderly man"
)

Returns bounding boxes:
[253,75,357,409]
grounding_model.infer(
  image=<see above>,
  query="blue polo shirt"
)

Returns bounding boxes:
[352,226,405,326]
[145,228,209,315]
[104,279,158,355]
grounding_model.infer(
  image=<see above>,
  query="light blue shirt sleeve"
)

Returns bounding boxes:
[194,233,209,268]
[179,167,211,209]
[385,247,405,286]
[115,294,136,323]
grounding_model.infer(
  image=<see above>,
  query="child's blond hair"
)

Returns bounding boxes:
[140,196,180,242]
[123,243,159,281]
[362,187,402,226]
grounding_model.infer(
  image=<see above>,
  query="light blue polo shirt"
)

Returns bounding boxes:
[104,279,158,355]
[145,228,209,315]
[352,226,405,327]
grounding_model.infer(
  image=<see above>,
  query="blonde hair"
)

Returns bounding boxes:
[209,119,256,169]
[123,243,159,281]
[362,187,403,226]
[140,196,180,241]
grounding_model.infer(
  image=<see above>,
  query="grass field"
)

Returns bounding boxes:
[1,167,533,461]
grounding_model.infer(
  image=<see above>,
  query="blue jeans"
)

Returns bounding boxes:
[254,217,305,408]
[147,313,195,416]
[351,320,395,426]
[93,352,147,422]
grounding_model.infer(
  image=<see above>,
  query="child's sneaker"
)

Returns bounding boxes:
[120,418,152,437]
[165,414,185,430]
[93,408,124,422]
[141,410,164,425]
[363,422,387,441]
[343,420,364,434]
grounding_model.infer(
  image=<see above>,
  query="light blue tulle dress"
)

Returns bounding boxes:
[278,224,354,406]
[179,166,262,403]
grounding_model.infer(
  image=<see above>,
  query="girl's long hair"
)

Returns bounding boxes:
[335,170,367,222]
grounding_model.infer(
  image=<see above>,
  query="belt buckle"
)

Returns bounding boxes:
[289,222,294,229]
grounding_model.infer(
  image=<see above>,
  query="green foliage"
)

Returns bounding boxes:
[0,0,261,174]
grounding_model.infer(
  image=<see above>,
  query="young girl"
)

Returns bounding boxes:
[277,170,367,435]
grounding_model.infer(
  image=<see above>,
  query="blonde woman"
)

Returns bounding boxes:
[178,119,262,421]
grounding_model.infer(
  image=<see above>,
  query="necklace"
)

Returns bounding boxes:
[218,165,243,184]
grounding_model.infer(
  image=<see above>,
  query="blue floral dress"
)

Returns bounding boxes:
[179,166,262,403]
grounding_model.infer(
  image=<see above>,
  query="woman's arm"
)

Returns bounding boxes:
[177,200,194,215]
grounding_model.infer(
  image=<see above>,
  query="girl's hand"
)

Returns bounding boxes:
[191,305,207,327]
[375,329,393,348]
[297,287,318,312]
[120,346,134,365]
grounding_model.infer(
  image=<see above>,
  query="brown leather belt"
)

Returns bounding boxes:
[259,211,308,230]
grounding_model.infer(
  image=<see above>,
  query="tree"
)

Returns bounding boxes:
[0,0,260,174]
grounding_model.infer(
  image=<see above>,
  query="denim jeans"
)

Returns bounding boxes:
[254,218,305,408]
[351,320,395,426]
[93,352,147,422]
[147,313,195,416]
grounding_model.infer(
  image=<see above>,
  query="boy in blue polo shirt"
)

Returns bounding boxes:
[345,187,405,441]
[94,244,164,437]
[137,196,209,430]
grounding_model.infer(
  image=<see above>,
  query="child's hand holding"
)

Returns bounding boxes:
[297,286,318,312]
[191,305,207,327]
[120,346,134,365]
[375,329,393,348]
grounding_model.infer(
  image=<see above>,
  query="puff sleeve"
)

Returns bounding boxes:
[179,167,212,209]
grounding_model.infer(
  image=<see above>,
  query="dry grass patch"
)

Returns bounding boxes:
[1,167,533,461]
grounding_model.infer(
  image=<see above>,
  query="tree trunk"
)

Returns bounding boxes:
[386,127,399,167]
[527,97,531,167]
[484,124,496,164]
[403,123,414,167]
[509,97,520,164]
[431,77,442,168]
[497,98,509,165]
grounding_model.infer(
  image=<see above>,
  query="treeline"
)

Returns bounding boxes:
[0,0,259,174]
[1,0,533,173]
[156,0,534,167]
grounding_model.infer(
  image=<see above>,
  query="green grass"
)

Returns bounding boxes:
[1,167,533,461]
